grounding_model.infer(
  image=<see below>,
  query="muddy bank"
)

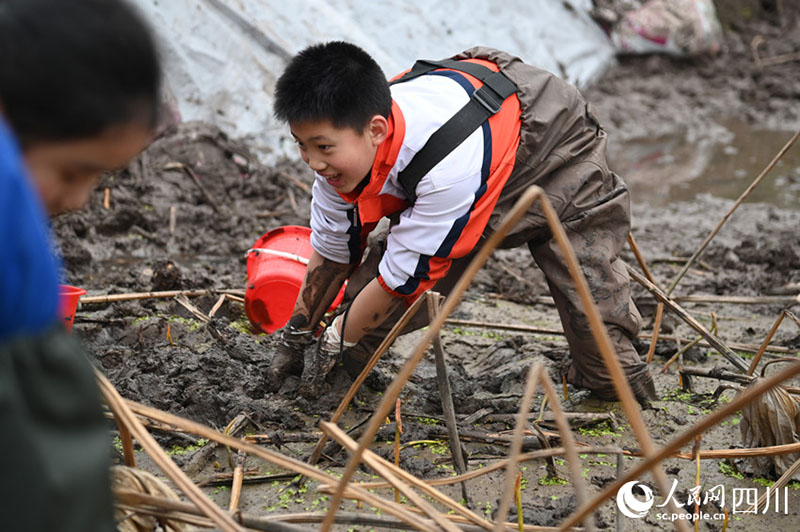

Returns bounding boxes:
[61,120,799,430]
[585,1,800,145]
[50,4,800,529]
[54,121,799,529]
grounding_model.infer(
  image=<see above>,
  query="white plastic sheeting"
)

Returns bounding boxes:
[131,0,615,163]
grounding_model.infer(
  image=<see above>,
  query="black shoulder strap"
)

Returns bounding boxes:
[389,59,517,203]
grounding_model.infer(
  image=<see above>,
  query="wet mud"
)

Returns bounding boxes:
[53,3,800,529]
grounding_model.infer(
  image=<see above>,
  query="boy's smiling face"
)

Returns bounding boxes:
[291,116,387,194]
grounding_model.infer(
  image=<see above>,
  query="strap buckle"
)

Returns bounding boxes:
[472,86,503,114]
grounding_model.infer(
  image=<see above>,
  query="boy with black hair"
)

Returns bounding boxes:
[0,0,161,529]
[269,41,656,405]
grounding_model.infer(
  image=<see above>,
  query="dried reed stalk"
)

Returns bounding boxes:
[309,513,560,532]
[174,294,210,323]
[493,364,545,532]
[674,294,800,305]
[494,367,599,531]
[320,186,546,532]
[559,361,800,530]
[169,205,177,234]
[363,436,800,494]
[356,446,622,490]
[746,311,800,375]
[208,294,227,319]
[319,422,466,532]
[306,293,428,467]
[749,455,800,513]
[427,291,470,503]
[646,304,664,364]
[122,398,433,530]
[661,325,712,373]
[115,503,213,529]
[627,233,664,364]
[278,170,312,194]
[104,410,198,440]
[117,420,137,467]
[226,293,245,303]
[443,318,793,354]
[446,319,562,335]
[680,366,800,396]
[628,266,749,372]
[667,128,800,294]
[164,161,221,213]
[97,372,246,532]
[80,288,244,304]
[394,398,402,504]
[539,195,686,530]
[117,489,559,532]
[676,442,800,461]
[284,511,562,532]
[228,448,246,512]
[538,372,596,531]
[115,489,305,532]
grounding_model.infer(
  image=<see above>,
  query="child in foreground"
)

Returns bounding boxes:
[0,0,161,529]
[267,41,656,405]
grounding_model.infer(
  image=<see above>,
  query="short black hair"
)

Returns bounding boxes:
[274,41,391,131]
[0,0,162,146]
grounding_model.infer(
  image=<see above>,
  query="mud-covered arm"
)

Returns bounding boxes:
[292,176,374,331]
[336,276,403,344]
[286,250,354,332]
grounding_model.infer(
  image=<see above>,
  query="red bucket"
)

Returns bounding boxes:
[244,226,346,334]
[59,284,86,332]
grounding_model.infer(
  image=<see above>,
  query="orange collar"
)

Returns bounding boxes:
[339,101,408,223]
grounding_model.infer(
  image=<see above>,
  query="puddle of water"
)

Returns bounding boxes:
[609,121,800,209]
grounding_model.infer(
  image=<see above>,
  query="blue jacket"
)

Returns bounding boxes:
[0,119,61,342]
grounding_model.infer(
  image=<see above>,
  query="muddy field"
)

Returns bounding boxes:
[53,3,800,530]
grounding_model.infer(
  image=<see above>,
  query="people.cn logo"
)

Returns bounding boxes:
[616,481,655,519]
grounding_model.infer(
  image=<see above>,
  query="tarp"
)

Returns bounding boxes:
[131,0,616,163]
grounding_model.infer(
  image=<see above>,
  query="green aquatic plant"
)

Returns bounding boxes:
[229,317,259,335]
[538,475,569,486]
[166,438,208,456]
[577,421,624,437]
[718,461,743,480]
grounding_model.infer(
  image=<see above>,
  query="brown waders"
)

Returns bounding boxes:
[341,47,653,402]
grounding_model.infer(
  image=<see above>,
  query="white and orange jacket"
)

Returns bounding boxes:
[309,58,522,303]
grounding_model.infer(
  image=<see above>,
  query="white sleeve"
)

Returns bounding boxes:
[309,176,356,264]
[378,162,483,291]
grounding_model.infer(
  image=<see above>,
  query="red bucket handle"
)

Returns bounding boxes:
[245,248,310,265]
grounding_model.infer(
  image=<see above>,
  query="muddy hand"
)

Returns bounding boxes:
[299,340,340,399]
[267,325,313,387]
[300,316,356,399]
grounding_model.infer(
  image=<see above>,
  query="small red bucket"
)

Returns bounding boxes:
[244,226,346,334]
[59,284,86,332]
